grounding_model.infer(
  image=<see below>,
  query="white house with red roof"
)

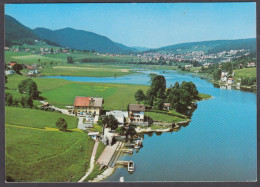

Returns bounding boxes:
[73,96,103,117]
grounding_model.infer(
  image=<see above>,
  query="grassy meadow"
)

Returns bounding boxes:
[234,67,256,79]
[5,106,78,129]
[5,106,94,182]
[5,74,149,110]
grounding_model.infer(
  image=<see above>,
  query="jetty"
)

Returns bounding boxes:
[97,141,124,168]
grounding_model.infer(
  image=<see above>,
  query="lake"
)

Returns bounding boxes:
[44,70,257,182]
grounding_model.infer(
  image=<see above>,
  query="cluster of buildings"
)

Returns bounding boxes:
[220,71,234,84]
[73,96,147,128]
[5,62,41,76]
[134,48,251,64]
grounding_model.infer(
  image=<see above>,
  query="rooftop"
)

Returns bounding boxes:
[129,104,145,112]
[74,97,103,107]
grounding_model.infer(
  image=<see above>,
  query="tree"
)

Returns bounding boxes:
[146,75,166,107]
[20,96,27,107]
[26,97,33,108]
[13,99,19,106]
[5,75,7,84]
[125,126,137,142]
[50,48,54,54]
[5,93,13,106]
[13,63,23,74]
[213,69,221,81]
[67,56,74,64]
[56,118,68,131]
[135,89,146,103]
[18,79,40,99]
[102,115,119,130]
[20,96,33,108]
[154,98,164,110]
[115,126,126,135]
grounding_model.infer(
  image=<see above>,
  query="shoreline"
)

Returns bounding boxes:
[177,70,256,93]
[89,167,116,182]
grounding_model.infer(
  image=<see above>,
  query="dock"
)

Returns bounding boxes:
[96,141,124,168]
[116,161,129,167]
[121,149,133,154]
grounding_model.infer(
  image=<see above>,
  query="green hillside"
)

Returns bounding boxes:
[149,38,256,54]
[33,27,137,53]
[5,15,39,46]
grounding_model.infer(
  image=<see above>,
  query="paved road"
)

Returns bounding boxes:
[78,141,99,182]
[78,117,87,130]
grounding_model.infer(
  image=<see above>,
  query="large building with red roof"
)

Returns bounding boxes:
[73,97,103,116]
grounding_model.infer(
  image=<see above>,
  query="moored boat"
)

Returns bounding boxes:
[128,161,134,172]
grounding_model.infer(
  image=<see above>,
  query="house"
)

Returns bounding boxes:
[40,102,52,110]
[163,103,170,110]
[28,69,38,76]
[5,70,15,75]
[227,78,234,84]
[221,71,228,77]
[247,63,256,67]
[184,64,193,69]
[7,62,17,69]
[128,104,145,122]
[106,110,129,124]
[73,97,103,117]
[220,76,227,82]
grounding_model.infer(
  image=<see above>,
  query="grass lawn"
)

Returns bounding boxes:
[141,124,169,130]
[40,65,134,77]
[5,74,149,110]
[5,106,78,129]
[87,124,103,133]
[234,67,256,79]
[145,111,188,123]
[198,93,212,100]
[6,125,94,182]
[5,106,95,182]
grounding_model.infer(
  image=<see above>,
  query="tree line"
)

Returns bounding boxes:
[135,74,200,113]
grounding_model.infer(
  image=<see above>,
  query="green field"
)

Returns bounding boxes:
[234,67,256,78]
[5,74,149,110]
[198,93,212,100]
[145,110,188,123]
[39,65,134,77]
[5,106,78,129]
[5,106,95,182]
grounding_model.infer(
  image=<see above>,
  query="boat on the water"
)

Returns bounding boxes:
[119,177,124,182]
[134,140,142,149]
[128,161,134,172]
[125,143,135,147]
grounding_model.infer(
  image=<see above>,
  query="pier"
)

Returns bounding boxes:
[97,141,124,168]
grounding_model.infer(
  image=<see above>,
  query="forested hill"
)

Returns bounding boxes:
[149,38,256,54]
[5,15,39,46]
[33,27,137,54]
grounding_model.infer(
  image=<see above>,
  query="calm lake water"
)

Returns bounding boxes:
[44,70,257,182]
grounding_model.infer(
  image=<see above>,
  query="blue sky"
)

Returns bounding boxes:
[5,3,256,48]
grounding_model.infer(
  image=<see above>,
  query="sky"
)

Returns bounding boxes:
[5,3,256,48]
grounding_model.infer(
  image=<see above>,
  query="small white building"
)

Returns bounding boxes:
[220,76,227,82]
[129,104,145,122]
[106,110,128,124]
[221,71,228,77]
[227,78,234,84]
[184,64,193,69]
[88,132,100,141]
[5,70,15,75]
